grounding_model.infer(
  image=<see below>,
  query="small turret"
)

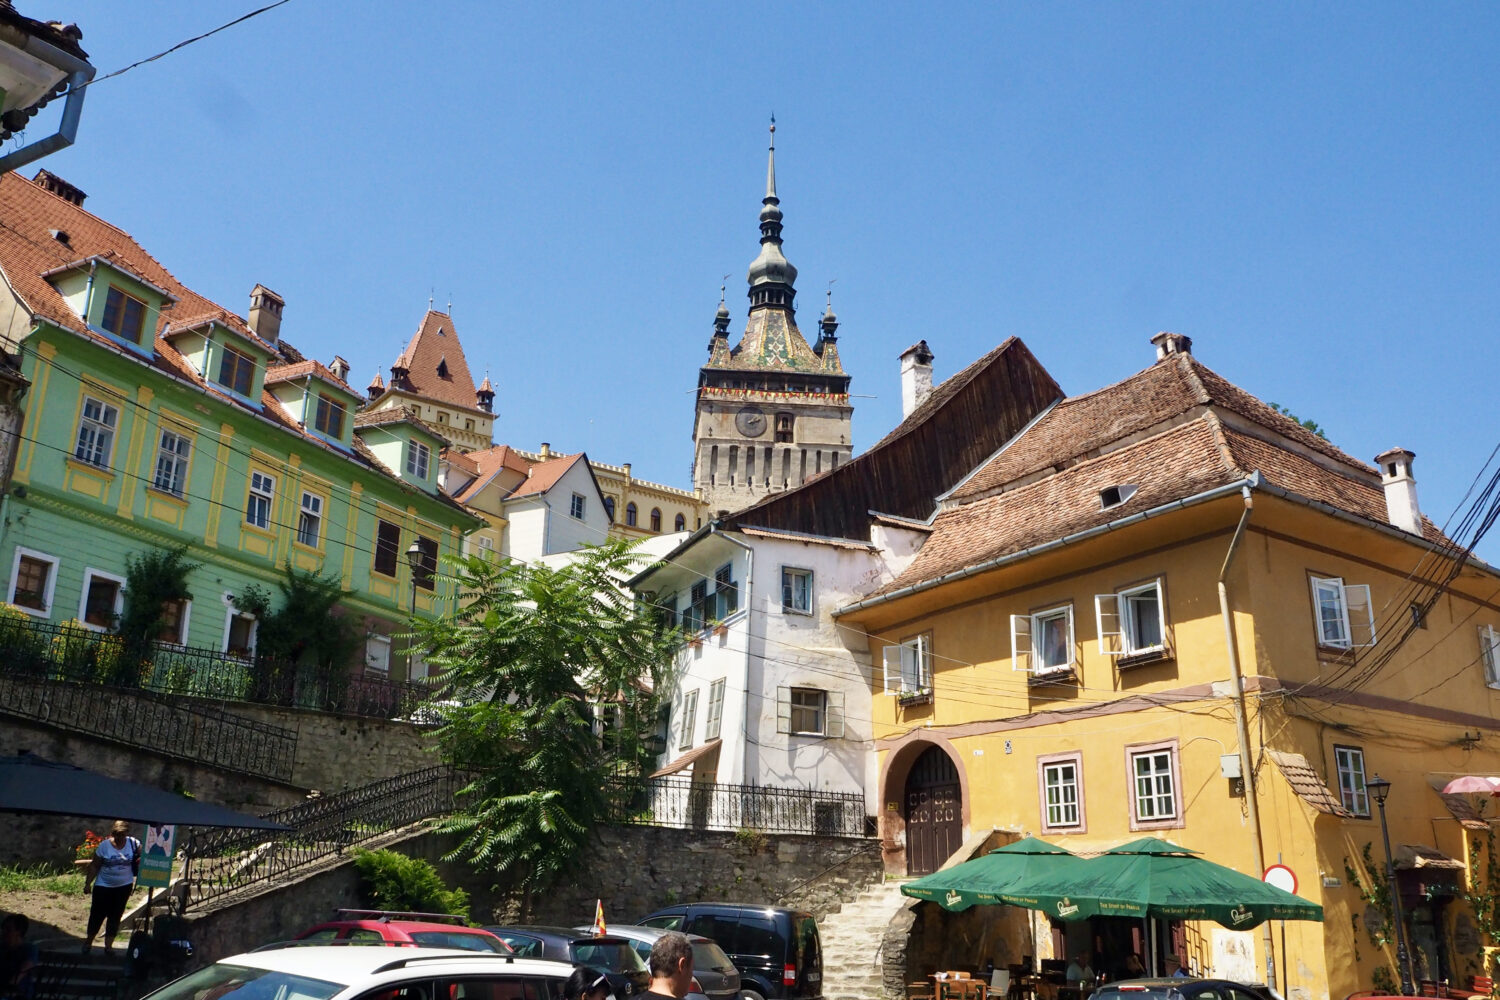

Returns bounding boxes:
[367,372,385,399]
[476,373,494,413]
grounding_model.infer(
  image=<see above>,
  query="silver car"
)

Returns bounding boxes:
[579,924,742,1000]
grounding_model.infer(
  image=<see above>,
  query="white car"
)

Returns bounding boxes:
[142,946,582,1000]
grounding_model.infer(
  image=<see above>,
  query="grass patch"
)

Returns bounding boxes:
[0,863,85,894]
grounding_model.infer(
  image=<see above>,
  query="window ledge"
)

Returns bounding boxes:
[8,602,50,618]
[781,606,814,617]
[242,521,276,538]
[146,486,188,508]
[292,540,324,555]
[1117,649,1173,671]
[1028,668,1078,688]
[65,457,114,479]
[896,688,933,707]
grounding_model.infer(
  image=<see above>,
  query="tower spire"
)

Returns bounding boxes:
[747,117,796,311]
[765,115,777,202]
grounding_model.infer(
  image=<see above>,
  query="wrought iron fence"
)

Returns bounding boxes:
[605,775,867,838]
[0,614,436,721]
[181,765,460,911]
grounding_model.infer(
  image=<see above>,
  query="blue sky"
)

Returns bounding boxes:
[30,2,1500,559]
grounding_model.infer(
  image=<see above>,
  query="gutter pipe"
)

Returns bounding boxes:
[0,34,95,175]
[1217,484,1276,990]
[709,524,755,787]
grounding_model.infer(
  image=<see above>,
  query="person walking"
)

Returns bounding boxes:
[83,820,140,954]
[561,967,613,1000]
[643,932,694,1000]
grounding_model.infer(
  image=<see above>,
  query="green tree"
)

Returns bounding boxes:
[352,848,470,921]
[117,545,200,683]
[413,540,679,915]
[1268,402,1329,440]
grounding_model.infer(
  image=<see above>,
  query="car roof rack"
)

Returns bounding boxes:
[252,940,419,952]
[335,909,470,926]
[374,954,521,973]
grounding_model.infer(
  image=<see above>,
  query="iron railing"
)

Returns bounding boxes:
[0,670,298,783]
[0,614,437,720]
[605,775,867,838]
[181,765,460,911]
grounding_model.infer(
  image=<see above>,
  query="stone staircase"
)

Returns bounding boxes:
[819,878,913,1000]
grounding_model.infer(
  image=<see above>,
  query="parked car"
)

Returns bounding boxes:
[484,926,650,996]
[137,945,574,1000]
[294,910,511,953]
[1093,978,1281,1000]
[581,924,741,1000]
[637,903,823,1000]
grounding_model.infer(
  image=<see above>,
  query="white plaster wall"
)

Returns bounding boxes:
[538,461,611,555]
[500,504,547,562]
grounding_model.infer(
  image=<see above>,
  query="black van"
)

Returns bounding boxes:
[637,903,823,1000]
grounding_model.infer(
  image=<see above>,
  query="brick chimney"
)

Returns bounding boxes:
[1151,331,1193,360]
[33,170,85,206]
[248,285,283,345]
[1375,448,1421,535]
[899,340,935,419]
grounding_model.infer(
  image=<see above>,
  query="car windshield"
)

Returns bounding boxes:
[692,942,736,974]
[408,932,506,953]
[570,941,647,975]
[145,964,343,1000]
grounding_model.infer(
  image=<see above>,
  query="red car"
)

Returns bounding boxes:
[294,910,512,953]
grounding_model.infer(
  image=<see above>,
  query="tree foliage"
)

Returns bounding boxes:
[352,848,470,921]
[118,546,200,681]
[255,565,358,668]
[412,540,679,909]
[1268,402,1329,440]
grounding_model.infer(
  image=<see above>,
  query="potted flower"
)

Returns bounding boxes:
[73,829,101,867]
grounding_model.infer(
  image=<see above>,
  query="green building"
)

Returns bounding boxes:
[0,169,481,680]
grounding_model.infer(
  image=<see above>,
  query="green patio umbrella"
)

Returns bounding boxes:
[900,836,1084,912]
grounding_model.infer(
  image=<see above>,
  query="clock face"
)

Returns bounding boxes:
[736,406,768,437]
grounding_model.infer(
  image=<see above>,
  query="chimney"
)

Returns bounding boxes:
[248,285,283,345]
[899,341,935,418]
[329,355,350,384]
[33,170,86,206]
[1375,448,1421,534]
[622,463,631,478]
[1151,331,1193,360]
[539,442,551,460]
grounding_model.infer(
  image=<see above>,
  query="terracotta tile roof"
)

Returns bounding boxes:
[1267,750,1353,817]
[443,449,480,479]
[351,404,451,447]
[450,444,541,504]
[509,453,586,498]
[265,358,361,397]
[388,310,485,412]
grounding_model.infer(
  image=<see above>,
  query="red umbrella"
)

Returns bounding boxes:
[1442,775,1500,795]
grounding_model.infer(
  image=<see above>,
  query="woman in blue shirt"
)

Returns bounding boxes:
[83,821,140,954]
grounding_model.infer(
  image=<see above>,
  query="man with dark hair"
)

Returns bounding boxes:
[1,914,38,1000]
[644,931,694,1000]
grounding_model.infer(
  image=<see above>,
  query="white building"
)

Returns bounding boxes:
[629,520,925,812]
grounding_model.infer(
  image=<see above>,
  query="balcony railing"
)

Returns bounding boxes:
[605,775,868,838]
[0,614,438,721]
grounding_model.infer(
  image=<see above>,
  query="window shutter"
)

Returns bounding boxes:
[1095,593,1122,655]
[1066,607,1077,668]
[782,575,794,611]
[1345,584,1377,648]
[1481,626,1500,688]
[914,634,932,689]
[1010,614,1031,672]
[882,646,902,694]
[776,686,791,734]
[1310,576,1350,647]
[826,690,845,738]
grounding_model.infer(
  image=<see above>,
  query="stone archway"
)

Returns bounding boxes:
[878,735,970,875]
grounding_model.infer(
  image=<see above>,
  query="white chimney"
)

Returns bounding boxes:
[1151,331,1193,360]
[899,340,935,418]
[248,284,283,345]
[1375,448,1421,534]
[329,355,350,384]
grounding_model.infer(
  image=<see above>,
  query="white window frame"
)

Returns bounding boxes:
[157,597,192,647]
[1126,740,1182,830]
[679,688,700,750]
[704,678,726,740]
[78,567,126,632]
[221,593,258,660]
[7,546,59,617]
[1038,751,1085,832]
[365,633,392,673]
[569,492,586,520]
[1334,745,1370,818]
[1480,625,1500,689]
[246,470,275,530]
[1012,604,1075,675]
[1096,580,1167,657]
[153,427,191,497]
[297,491,323,547]
[74,395,118,469]
[1310,575,1376,649]
[406,440,430,479]
[882,633,933,695]
[781,566,813,615]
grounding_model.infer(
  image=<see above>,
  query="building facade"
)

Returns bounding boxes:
[835,332,1500,1000]
[692,124,853,514]
[366,310,495,454]
[0,170,481,680]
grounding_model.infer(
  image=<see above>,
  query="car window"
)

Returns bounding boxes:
[495,935,544,959]
[571,941,647,974]
[734,917,780,962]
[1224,989,1263,1000]
[298,929,340,943]
[409,932,506,953]
[1183,988,1225,1000]
[344,929,386,945]
[639,915,681,930]
[148,964,345,1000]
[354,984,432,1000]
[631,941,652,961]
[438,977,549,1000]
[692,942,735,973]
[688,915,741,953]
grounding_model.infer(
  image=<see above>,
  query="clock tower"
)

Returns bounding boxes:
[692,122,854,514]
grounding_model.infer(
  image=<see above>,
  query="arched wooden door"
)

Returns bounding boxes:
[904,744,961,875]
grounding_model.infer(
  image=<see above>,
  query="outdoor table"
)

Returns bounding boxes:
[930,975,987,1000]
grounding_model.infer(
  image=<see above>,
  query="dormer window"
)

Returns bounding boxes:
[314,394,345,438]
[1100,484,1139,510]
[437,357,450,379]
[101,286,147,344]
[407,440,431,479]
[216,345,255,396]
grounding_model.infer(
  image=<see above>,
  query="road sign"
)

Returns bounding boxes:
[1263,863,1297,894]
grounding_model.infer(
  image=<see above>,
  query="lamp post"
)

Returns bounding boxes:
[403,539,423,615]
[1367,774,1415,995]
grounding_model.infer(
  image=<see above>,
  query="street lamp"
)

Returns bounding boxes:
[404,539,423,615]
[0,6,95,174]
[1367,774,1415,996]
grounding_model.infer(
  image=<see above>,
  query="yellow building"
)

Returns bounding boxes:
[836,332,1500,1000]
[589,456,705,540]
[365,310,496,454]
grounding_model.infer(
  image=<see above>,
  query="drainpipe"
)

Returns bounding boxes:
[0,35,96,175]
[711,524,754,785]
[1218,483,1276,990]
